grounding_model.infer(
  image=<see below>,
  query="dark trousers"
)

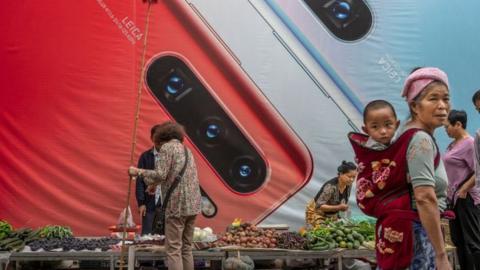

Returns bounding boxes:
[450,194,480,270]
[141,211,156,235]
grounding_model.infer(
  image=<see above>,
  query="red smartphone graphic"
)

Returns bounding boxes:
[137,0,313,231]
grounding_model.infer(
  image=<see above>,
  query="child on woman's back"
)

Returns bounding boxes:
[362,100,400,150]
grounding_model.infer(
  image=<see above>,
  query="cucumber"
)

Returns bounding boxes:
[357,234,365,243]
[0,237,20,246]
[4,239,23,250]
[311,243,329,251]
[352,231,362,239]
[346,234,354,241]
[353,240,360,249]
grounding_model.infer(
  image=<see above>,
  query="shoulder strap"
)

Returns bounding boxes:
[160,146,189,209]
[433,141,441,169]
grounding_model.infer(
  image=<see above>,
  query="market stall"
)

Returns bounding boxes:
[1,247,458,270]
[0,219,459,270]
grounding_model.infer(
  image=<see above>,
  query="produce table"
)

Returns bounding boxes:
[1,249,225,270]
[126,246,348,270]
[127,246,225,270]
[223,248,343,269]
[0,246,458,270]
[4,251,120,270]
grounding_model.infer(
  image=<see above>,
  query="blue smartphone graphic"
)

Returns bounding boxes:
[260,0,480,141]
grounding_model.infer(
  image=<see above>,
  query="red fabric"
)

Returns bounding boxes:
[349,129,421,269]
[0,1,138,236]
[0,1,312,235]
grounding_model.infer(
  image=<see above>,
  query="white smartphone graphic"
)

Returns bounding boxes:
[183,0,364,227]
[251,0,480,147]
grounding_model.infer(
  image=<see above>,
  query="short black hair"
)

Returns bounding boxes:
[337,161,357,175]
[448,110,467,129]
[472,89,480,105]
[363,100,397,124]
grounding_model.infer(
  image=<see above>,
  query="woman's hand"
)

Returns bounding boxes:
[128,166,140,177]
[457,186,468,199]
[319,203,349,213]
[435,252,452,270]
[338,203,349,212]
[138,205,146,217]
[457,174,475,199]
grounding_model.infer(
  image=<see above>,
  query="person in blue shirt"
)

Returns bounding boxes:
[136,124,162,235]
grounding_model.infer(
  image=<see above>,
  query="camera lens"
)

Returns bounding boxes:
[146,55,267,194]
[331,1,351,20]
[165,75,184,95]
[198,118,226,146]
[206,124,221,139]
[305,0,372,41]
[238,165,252,178]
[231,156,259,183]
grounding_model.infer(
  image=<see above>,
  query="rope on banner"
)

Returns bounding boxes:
[119,1,156,269]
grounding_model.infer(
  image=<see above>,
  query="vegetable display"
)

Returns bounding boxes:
[277,232,307,250]
[0,228,40,252]
[28,237,119,251]
[39,225,73,239]
[306,219,375,250]
[193,227,216,242]
[213,222,279,248]
[0,218,377,254]
[0,220,13,240]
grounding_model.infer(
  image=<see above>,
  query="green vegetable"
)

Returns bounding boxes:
[346,234,354,241]
[311,243,329,250]
[0,221,13,240]
[39,225,73,239]
[353,240,360,249]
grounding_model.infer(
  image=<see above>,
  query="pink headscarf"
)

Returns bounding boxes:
[401,67,449,102]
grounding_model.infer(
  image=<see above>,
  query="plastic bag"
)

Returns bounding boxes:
[117,206,136,228]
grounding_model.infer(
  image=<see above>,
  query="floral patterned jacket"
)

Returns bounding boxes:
[142,139,201,217]
[315,177,351,213]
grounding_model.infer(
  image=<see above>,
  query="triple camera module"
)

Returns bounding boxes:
[304,0,372,41]
[145,55,267,194]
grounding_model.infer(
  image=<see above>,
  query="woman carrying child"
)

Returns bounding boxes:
[349,67,451,270]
